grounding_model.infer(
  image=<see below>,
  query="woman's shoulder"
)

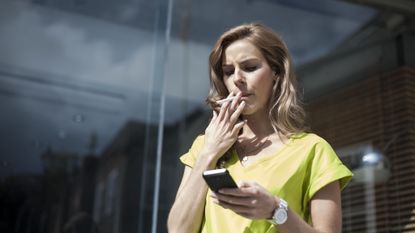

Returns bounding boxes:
[180,134,205,167]
[289,132,337,155]
[291,132,330,145]
[185,134,205,154]
[192,134,205,146]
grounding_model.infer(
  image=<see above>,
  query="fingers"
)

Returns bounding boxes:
[230,92,242,111]
[212,110,217,120]
[231,120,245,137]
[212,198,253,217]
[217,98,231,121]
[217,92,234,120]
[237,181,258,188]
[211,192,249,205]
[218,186,246,197]
[215,92,245,127]
[230,101,245,124]
[230,105,245,132]
[211,191,263,218]
[212,182,277,220]
[204,91,245,152]
[218,182,257,197]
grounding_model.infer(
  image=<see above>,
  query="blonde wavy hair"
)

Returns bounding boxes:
[207,23,306,138]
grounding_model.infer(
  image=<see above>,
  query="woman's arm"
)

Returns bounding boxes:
[212,180,342,233]
[167,163,210,233]
[310,181,342,233]
[277,181,342,233]
[168,93,246,233]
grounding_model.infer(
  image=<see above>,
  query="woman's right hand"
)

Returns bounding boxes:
[201,92,246,165]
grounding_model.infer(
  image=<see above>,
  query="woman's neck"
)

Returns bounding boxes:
[240,112,274,138]
[239,111,289,143]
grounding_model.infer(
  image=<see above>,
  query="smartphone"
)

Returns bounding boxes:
[202,168,238,192]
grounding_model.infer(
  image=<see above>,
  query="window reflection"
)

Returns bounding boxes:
[1,0,414,233]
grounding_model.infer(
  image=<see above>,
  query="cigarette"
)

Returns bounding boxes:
[216,96,236,105]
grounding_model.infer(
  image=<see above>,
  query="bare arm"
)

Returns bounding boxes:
[167,161,212,233]
[277,181,342,233]
[213,181,342,233]
[167,93,245,233]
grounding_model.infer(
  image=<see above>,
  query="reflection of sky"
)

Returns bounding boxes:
[175,0,376,64]
[0,0,375,175]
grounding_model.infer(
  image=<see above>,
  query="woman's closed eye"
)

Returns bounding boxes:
[223,63,259,77]
[223,69,234,77]
[243,65,258,72]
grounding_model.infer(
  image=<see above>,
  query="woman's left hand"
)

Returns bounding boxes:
[211,181,278,220]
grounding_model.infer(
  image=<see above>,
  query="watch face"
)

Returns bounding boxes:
[275,209,288,224]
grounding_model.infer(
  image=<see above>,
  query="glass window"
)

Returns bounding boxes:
[1,0,414,233]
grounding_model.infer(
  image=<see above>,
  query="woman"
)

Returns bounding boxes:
[167,23,352,233]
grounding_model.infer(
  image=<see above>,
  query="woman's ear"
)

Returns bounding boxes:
[272,71,279,81]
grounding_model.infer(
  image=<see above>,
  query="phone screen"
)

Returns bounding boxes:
[202,168,238,192]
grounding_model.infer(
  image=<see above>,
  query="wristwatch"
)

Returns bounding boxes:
[269,198,288,225]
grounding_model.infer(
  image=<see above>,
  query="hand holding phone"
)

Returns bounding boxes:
[202,168,238,192]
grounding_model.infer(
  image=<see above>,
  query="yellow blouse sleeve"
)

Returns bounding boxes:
[304,139,353,204]
[179,135,205,168]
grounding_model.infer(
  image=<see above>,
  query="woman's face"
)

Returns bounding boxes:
[222,39,275,116]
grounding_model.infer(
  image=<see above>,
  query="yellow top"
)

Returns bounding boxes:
[180,133,353,233]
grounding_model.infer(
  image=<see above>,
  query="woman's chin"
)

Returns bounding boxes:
[241,108,254,116]
[241,105,268,117]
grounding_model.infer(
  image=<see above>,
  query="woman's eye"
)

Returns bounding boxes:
[224,70,234,76]
[244,66,257,72]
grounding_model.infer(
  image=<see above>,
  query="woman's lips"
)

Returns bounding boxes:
[241,93,252,99]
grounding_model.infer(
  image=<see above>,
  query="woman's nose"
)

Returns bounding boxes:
[233,69,245,84]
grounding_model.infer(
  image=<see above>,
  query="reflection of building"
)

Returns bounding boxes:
[2,149,99,233]
[41,149,99,233]
[93,109,208,233]
[0,175,42,233]
[41,149,79,233]
[0,108,208,233]
[93,121,147,233]
[302,14,415,232]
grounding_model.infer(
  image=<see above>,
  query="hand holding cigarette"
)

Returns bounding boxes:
[216,96,237,105]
